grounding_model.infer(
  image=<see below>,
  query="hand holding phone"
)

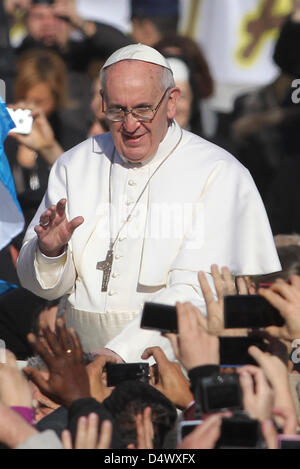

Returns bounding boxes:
[105,362,150,387]
[7,108,33,135]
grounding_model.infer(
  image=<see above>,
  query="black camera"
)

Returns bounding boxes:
[105,362,150,387]
[195,373,243,414]
[216,413,262,449]
[140,302,178,333]
[224,295,284,329]
[219,336,267,366]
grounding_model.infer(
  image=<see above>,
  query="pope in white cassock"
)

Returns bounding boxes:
[17,44,281,363]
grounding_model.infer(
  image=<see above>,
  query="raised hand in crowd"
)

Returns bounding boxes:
[261,408,299,449]
[177,412,231,450]
[237,365,274,422]
[198,265,253,336]
[53,0,96,38]
[127,407,154,450]
[62,414,112,450]
[248,344,296,417]
[35,198,84,257]
[141,346,193,410]
[0,350,33,408]
[4,0,31,15]
[165,302,219,371]
[86,355,117,403]
[8,103,63,165]
[24,318,91,408]
[259,276,300,341]
[0,402,38,449]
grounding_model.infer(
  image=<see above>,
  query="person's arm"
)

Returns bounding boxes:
[0,402,38,448]
[17,151,83,299]
[0,350,33,409]
[24,319,91,408]
[53,0,132,51]
[15,430,63,450]
[8,104,63,166]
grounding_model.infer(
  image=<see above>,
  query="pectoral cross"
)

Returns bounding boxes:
[96,249,113,292]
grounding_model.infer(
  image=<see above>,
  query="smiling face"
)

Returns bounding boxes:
[103,60,179,163]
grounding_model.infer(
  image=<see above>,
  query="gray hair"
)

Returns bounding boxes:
[100,62,175,96]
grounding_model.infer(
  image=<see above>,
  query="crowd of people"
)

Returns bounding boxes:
[1,0,300,451]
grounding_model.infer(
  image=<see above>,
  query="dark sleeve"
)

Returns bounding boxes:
[87,22,133,58]
[67,397,125,448]
[188,365,219,397]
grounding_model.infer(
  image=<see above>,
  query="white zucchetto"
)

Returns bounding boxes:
[101,43,172,71]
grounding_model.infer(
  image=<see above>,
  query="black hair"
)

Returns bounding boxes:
[103,380,177,448]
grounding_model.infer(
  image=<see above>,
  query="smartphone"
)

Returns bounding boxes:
[224,295,284,329]
[105,362,150,387]
[177,420,203,444]
[7,108,33,135]
[219,336,267,366]
[195,374,243,413]
[277,435,300,449]
[140,302,178,333]
[217,415,261,448]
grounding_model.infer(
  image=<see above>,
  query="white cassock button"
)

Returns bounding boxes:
[108,290,116,296]
[128,180,136,186]
[112,272,119,279]
[126,200,134,206]
[118,236,127,242]
[115,254,123,260]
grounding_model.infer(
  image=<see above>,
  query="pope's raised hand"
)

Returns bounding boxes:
[34,199,84,257]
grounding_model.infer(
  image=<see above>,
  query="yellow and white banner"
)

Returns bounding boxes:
[180,0,294,111]
[182,0,293,84]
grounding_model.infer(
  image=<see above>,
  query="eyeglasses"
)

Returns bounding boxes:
[102,87,171,122]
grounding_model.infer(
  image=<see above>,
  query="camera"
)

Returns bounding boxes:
[7,108,33,135]
[105,362,150,387]
[224,295,284,329]
[219,336,267,366]
[177,420,203,444]
[277,435,300,449]
[216,413,262,449]
[195,373,243,414]
[140,302,178,333]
